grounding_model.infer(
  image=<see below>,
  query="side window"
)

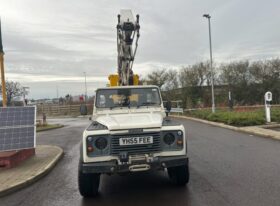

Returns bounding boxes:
[151,90,158,103]
[146,89,159,103]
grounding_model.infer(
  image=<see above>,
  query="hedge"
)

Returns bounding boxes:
[184,108,280,126]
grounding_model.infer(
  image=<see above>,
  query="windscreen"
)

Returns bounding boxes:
[96,87,161,108]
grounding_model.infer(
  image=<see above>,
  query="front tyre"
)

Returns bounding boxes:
[78,161,100,197]
[168,164,189,186]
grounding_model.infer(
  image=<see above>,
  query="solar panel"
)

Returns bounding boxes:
[0,106,36,152]
[0,107,35,127]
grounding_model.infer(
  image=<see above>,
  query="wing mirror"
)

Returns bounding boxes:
[165,101,171,117]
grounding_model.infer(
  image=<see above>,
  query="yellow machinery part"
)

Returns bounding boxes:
[133,74,139,85]
[108,74,139,86]
[108,74,119,86]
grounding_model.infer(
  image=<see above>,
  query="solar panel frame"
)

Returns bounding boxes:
[0,106,36,152]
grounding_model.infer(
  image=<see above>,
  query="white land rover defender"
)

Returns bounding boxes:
[78,85,189,197]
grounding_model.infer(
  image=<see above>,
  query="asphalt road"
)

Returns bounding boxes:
[1,117,280,206]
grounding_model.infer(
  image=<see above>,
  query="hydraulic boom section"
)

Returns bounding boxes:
[117,10,140,86]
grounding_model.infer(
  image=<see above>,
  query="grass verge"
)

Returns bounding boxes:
[184,108,280,127]
[36,124,64,132]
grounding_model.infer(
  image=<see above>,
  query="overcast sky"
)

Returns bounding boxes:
[0,0,279,99]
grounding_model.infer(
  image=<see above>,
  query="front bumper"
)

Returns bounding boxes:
[81,155,188,174]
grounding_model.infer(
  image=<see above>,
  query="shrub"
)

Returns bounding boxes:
[271,108,280,122]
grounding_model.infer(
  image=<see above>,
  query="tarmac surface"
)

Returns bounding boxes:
[1,117,280,206]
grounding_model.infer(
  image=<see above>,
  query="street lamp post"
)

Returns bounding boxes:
[84,72,88,103]
[203,14,215,113]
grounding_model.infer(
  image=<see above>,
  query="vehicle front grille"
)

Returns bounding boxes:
[110,132,161,155]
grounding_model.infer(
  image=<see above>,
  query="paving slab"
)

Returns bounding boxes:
[0,145,63,197]
[242,126,280,140]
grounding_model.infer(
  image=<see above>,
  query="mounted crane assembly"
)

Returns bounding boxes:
[109,10,140,86]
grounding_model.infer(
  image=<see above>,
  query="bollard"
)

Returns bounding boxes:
[264,91,272,123]
[43,113,47,126]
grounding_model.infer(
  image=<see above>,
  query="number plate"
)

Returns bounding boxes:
[119,136,153,146]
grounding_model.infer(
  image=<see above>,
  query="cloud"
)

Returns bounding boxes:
[0,0,279,99]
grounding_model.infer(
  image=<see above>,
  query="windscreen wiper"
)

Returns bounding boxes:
[137,102,158,108]
[110,104,130,110]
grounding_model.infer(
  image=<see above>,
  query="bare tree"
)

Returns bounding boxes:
[163,69,179,100]
[145,58,280,107]
[164,69,179,90]
[145,69,168,89]
[0,81,24,105]
[178,62,215,107]
[219,60,253,104]
[250,58,280,103]
[179,66,198,87]
[179,62,212,87]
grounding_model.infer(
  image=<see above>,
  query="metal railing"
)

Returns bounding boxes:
[163,100,184,115]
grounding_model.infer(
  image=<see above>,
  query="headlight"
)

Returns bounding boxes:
[162,131,184,151]
[95,137,108,150]
[86,135,110,157]
[163,133,175,145]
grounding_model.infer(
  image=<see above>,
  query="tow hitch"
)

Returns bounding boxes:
[129,164,151,172]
